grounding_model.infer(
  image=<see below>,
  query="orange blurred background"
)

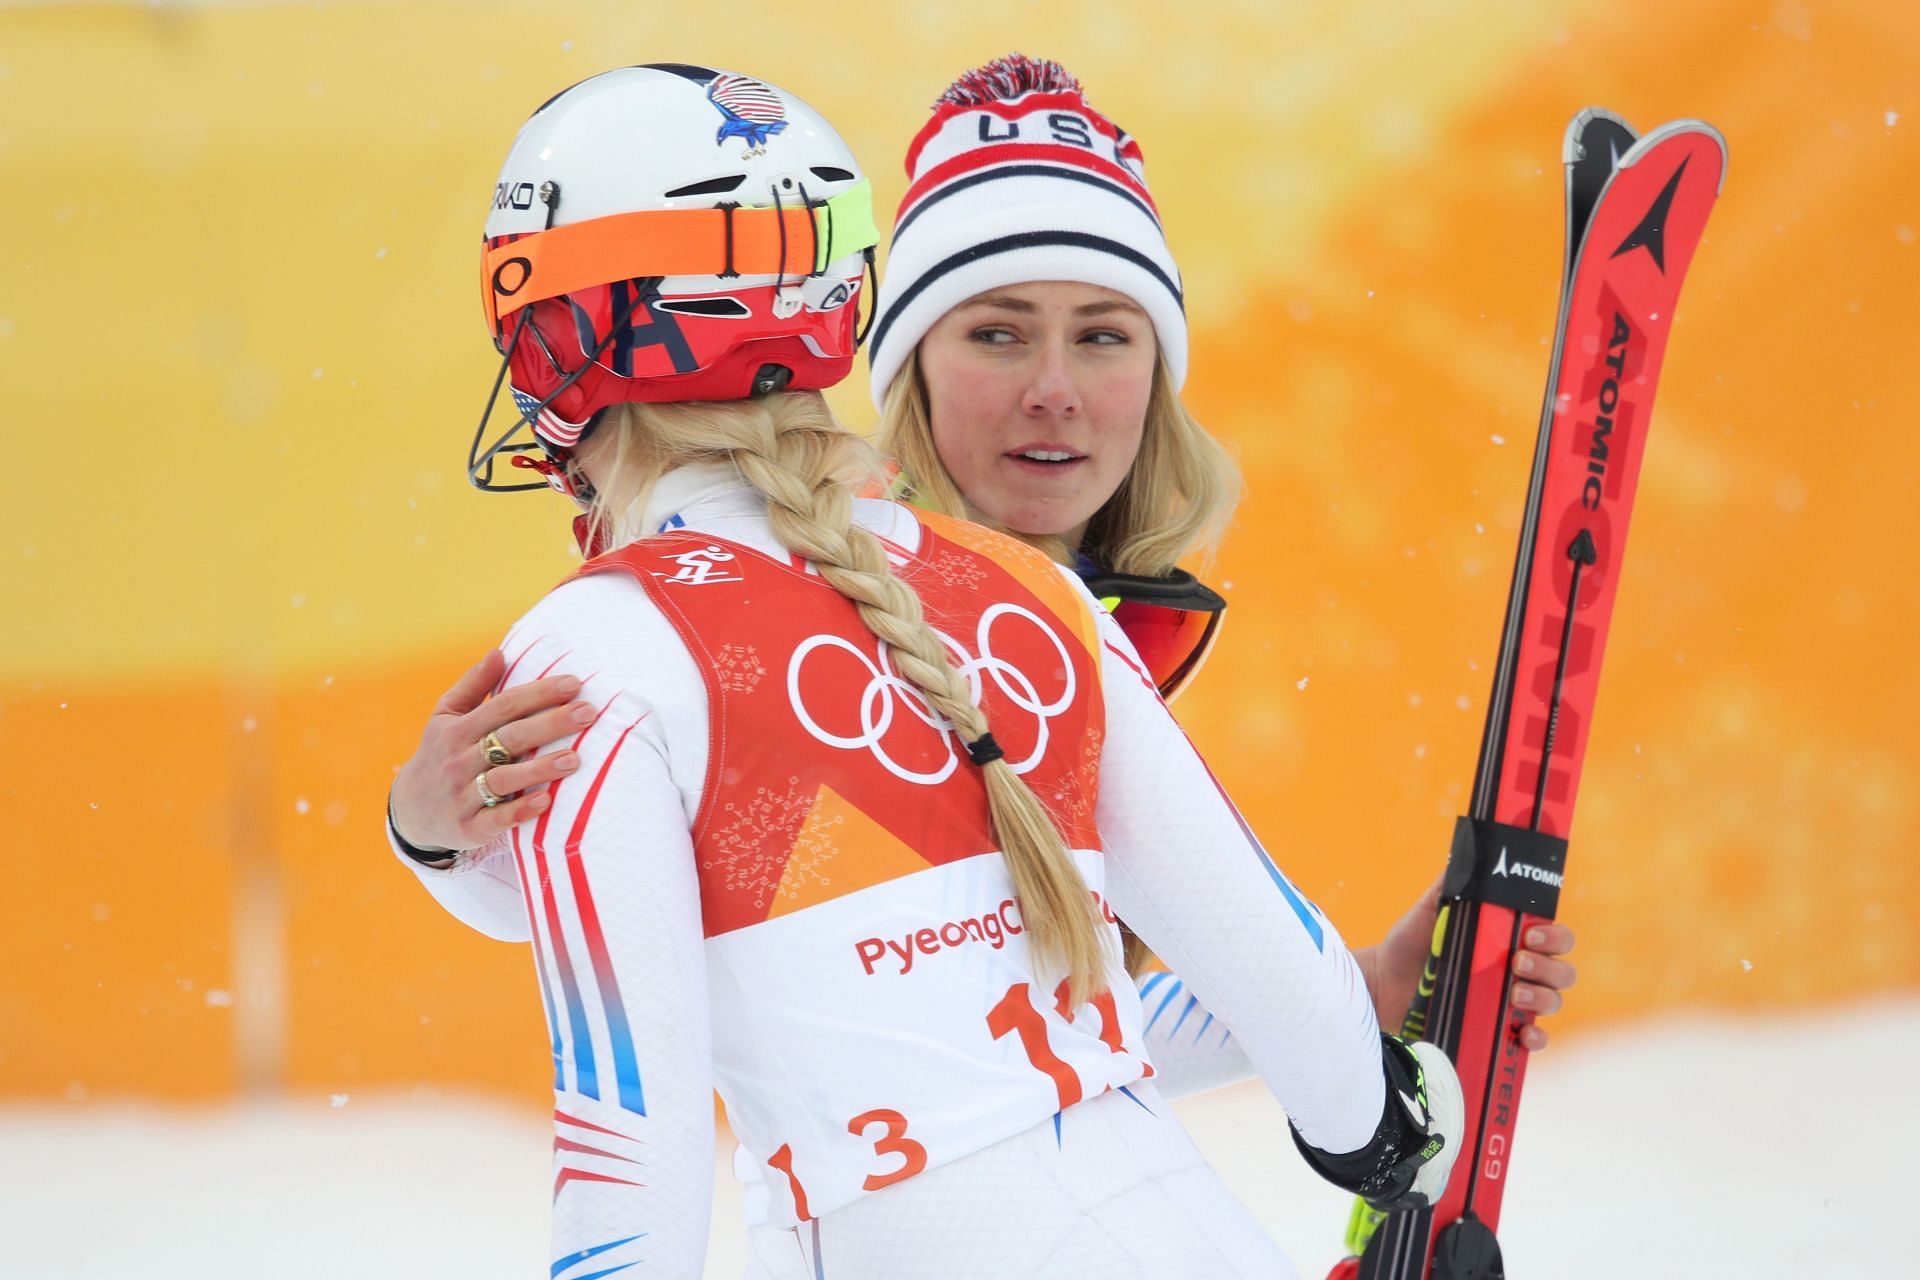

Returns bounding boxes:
[2,0,1914,1108]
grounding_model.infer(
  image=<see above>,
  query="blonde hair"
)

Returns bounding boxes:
[583,393,1112,1004]
[875,349,1243,577]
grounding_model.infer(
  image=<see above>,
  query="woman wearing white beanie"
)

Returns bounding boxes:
[862,53,1576,1062]
[866,56,1232,709]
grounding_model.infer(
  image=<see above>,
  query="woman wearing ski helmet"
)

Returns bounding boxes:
[422,64,1464,1278]
[392,54,1576,1083]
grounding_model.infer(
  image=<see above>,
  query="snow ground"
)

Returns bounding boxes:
[2,1000,1908,1278]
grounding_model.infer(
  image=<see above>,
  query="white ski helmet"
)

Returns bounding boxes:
[471,64,878,495]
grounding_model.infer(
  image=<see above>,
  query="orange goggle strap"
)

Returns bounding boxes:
[481,179,879,328]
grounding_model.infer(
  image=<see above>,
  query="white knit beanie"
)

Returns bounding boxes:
[866,55,1187,410]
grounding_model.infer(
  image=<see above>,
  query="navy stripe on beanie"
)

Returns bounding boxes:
[868,230,1186,362]
[892,163,1165,247]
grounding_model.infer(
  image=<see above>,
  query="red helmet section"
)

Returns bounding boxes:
[488,240,864,440]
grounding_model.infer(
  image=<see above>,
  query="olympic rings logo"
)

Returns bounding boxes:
[786,604,1075,786]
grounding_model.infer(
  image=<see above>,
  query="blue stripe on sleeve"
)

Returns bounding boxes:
[553,1234,645,1278]
[1145,979,1186,1033]
[1168,993,1200,1040]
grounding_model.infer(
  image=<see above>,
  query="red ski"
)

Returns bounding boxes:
[1330,110,1727,1280]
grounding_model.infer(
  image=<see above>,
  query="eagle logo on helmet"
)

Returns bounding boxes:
[707,73,788,156]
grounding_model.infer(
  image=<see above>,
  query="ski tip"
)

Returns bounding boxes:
[1562,106,1638,164]
[1617,119,1731,193]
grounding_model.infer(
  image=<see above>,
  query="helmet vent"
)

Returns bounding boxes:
[654,297,753,318]
[809,166,856,182]
[664,174,748,198]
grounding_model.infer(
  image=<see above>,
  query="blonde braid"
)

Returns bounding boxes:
[608,394,1112,1004]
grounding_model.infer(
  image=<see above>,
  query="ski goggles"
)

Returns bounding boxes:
[1082,568,1226,701]
[481,180,880,330]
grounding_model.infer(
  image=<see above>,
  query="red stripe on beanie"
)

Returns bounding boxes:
[897,143,1159,224]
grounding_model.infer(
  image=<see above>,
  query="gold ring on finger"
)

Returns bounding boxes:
[475,771,507,809]
[481,730,514,769]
